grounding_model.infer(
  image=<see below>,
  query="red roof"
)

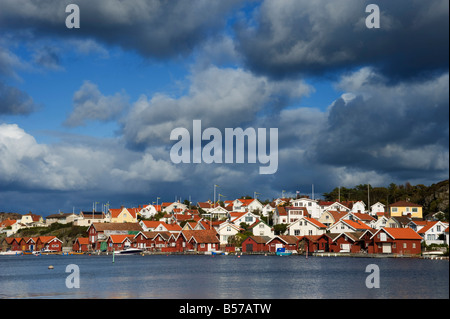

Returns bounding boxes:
[383,228,422,240]
[389,201,421,207]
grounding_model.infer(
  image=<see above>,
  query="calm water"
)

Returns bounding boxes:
[0,254,448,299]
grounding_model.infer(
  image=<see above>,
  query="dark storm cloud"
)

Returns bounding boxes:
[307,69,449,181]
[0,81,37,115]
[235,0,449,80]
[0,0,244,59]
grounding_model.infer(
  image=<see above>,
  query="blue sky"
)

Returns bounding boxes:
[0,0,448,215]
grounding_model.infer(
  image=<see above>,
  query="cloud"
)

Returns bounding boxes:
[0,81,37,115]
[307,69,449,183]
[0,0,245,59]
[64,80,129,127]
[122,65,312,150]
[235,0,449,80]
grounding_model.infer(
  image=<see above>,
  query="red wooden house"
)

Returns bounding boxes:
[371,227,422,255]
[37,236,63,251]
[241,236,271,253]
[73,237,90,252]
[298,234,332,253]
[180,230,220,252]
[106,234,135,252]
[266,235,299,253]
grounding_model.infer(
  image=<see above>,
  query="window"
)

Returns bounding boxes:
[294,230,300,236]
[380,233,387,241]
[392,207,398,212]
[413,243,416,248]
[437,225,441,232]
[308,202,312,207]
[412,208,418,213]
[403,243,407,249]
[308,230,313,235]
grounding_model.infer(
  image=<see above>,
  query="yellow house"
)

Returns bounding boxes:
[109,207,139,223]
[389,201,423,219]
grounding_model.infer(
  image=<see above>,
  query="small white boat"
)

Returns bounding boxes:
[113,248,143,255]
[0,251,19,256]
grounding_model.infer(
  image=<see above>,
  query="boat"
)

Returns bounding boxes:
[0,250,20,256]
[276,247,292,256]
[113,248,143,255]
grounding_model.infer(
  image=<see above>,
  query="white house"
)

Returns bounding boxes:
[417,221,449,245]
[349,201,366,214]
[248,220,274,238]
[217,222,241,245]
[229,211,259,227]
[209,206,230,220]
[318,201,351,214]
[328,219,372,234]
[162,202,187,213]
[370,215,389,230]
[290,198,322,219]
[139,205,159,219]
[273,206,309,225]
[286,216,327,237]
[261,203,276,217]
[370,202,386,215]
[229,198,263,213]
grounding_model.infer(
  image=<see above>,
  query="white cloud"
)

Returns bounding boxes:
[64,81,129,127]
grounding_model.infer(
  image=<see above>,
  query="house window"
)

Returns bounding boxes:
[392,208,398,213]
[294,230,300,236]
[308,203,312,207]
[437,225,441,232]
[200,244,205,248]
[412,208,418,213]
[308,230,313,235]
[403,243,407,249]
[380,233,387,241]
[245,217,253,222]
[413,243,416,248]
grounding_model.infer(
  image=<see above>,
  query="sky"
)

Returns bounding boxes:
[0,0,448,216]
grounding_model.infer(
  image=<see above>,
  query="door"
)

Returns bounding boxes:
[382,243,392,253]
[246,244,253,252]
[341,244,351,252]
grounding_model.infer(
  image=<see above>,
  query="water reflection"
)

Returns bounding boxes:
[0,254,448,299]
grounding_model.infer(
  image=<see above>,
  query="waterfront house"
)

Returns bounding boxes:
[370,214,389,230]
[179,229,220,252]
[389,200,423,219]
[241,236,271,253]
[266,235,299,253]
[298,234,332,253]
[87,222,143,251]
[73,237,90,252]
[328,230,374,253]
[317,210,346,227]
[287,216,327,237]
[37,236,63,252]
[417,221,449,245]
[371,227,422,255]
[106,234,135,252]
[327,219,372,234]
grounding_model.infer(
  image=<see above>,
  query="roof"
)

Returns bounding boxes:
[341,219,372,230]
[304,217,327,229]
[352,213,376,221]
[268,235,299,245]
[379,228,422,240]
[181,229,220,243]
[75,237,89,245]
[245,236,271,244]
[90,222,142,232]
[108,234,135,243]
[389,201,421,207]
